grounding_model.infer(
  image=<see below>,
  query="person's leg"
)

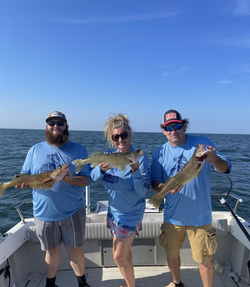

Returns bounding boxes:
[45,244,62,278]
[65,246,89,286]
[65,246,85,275]
[113,232,136,287]
[159,223,186,286]
[199,260,214,287]
[187,224,217,287]
[34,217,62,287]
[62,207,89,287]
[166,256,181,285]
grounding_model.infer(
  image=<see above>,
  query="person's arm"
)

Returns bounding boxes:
[63,171,89,186]
[131,156,151,196]
[205,145,230,173]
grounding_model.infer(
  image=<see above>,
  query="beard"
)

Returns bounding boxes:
[45,127,69,146]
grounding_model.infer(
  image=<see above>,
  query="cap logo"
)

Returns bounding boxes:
[51,112,63,118]
[166,112,177,121]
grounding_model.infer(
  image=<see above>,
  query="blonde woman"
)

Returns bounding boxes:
[91,114,151,287]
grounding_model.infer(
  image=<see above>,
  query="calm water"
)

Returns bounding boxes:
[0,129,249,234]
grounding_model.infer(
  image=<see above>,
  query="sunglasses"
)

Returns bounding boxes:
[164,123,182,132]
[112,131,130,142]
[47,121,66,127]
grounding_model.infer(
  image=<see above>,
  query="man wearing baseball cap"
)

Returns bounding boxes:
[151,109,231,287]
[18,111,91,287]
[46,111,67,123]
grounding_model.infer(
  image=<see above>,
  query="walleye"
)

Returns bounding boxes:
[148,144,207,209]
[72,149,144,174]
[0,164,69,197]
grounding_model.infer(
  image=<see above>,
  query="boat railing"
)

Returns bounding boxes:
[13,187,244,223]
[211,193,243,213]
[13,200,33,224]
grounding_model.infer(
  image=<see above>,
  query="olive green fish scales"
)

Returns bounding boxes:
[72,149,143,174]
[148,144,207,209]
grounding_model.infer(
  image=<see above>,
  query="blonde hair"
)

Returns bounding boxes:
[104,113,132,146]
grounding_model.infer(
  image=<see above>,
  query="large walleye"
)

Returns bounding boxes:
[148,144,207,209]
[0,164,69,197]
[72,149,144,174]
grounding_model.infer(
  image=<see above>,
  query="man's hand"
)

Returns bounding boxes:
[169,185,184,194]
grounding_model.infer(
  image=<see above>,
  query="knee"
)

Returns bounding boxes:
[199,260,214,269]
[67,246,84,256]
[46,245,61,255]
[113,252,127,266]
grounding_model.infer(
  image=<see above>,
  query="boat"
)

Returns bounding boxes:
[0,185,250,287]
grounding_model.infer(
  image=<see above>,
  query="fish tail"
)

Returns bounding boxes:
[72,159,85,174]
[148,193,162,209]
[0,183,8,197]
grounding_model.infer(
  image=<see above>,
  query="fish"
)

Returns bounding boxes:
[0,163,69,197]
[72,149,144,174]
[148,144,207,209]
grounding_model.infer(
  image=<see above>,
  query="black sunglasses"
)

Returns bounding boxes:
[112,131,130,142]
[47,121,66,127]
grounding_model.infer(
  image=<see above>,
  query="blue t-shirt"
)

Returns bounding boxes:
[90,147,151,227]
[21,140,91,221]
[151,135,231,226]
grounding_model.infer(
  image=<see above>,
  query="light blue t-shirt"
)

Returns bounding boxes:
[90,147,151,227]
[21,141,91,221]
[151,135,231,226]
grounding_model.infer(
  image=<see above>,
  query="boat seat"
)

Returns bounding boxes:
[26,216,228,243]
[84,220,163,240]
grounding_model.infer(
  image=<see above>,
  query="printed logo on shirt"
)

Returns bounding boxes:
[170,154,188,175]
[104,174,119,184]
[40,153,61,172]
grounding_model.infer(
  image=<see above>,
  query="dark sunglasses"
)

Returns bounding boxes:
[164,123,182,132]
[47,121,66,127]
[112,131,130,142]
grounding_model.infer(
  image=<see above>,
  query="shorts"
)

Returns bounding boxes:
[159,222,217,264]
[34,206,86,251]
[107,215,142,238]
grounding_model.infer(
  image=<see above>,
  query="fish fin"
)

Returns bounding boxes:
[0,183,9,197]
[89,151,103,156]
[72,159,85,174]
[90,163,98,168]
[196,169,203,177]
[44,182,54,190]
[119,166,126,171]
[148,194,162,209]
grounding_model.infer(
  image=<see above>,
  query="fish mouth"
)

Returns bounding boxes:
[195,144,207,162]
[129,158,139,164]
[197,154,207,161]
[137,149,144,156]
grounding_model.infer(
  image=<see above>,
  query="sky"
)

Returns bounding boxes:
[0,0,250,134]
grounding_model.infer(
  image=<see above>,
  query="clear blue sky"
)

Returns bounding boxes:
[1,0,250,134]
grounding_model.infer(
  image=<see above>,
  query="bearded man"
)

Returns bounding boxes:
[18,111,91,287]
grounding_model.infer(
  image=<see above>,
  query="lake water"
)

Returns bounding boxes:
[0,128,249,234]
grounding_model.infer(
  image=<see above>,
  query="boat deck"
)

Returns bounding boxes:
[24,265,247,287]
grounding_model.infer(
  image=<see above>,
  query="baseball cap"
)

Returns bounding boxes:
[46,111,67,123]
[162,109,182,126]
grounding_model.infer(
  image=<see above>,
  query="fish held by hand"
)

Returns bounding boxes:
[0,163,69,197]
[148,144,207,209]
[72,149,144,174]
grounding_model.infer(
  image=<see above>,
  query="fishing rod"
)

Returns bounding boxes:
[220,197,250,242]
[211,171,250,243]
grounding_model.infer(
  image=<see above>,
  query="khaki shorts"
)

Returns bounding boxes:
[159,222,217,264]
